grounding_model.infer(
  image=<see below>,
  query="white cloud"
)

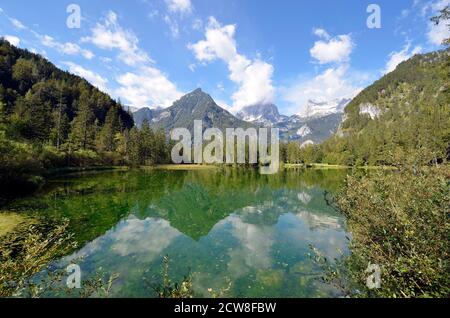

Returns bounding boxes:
[427,18,450,45]
[192,18,203,31]
[165,0,193,14]
[40,34,94,59]
[0,10,95,59]
[0,8,26,29]
[280,27,361,115]
[100,56,113,63]
[282,65,364,115]
[82,11,182,108]
[422,0,450,46]
[63,62,108,92]
[10,18,26,30]
[383,43,422,74]
[400,9,411,19]
[313,28,330,40]
[188,17,275,112]
[310,31,354,64]
[215,99,232,112]
[81,11,150,66]
[148,9,159,19]
[115,67,182,108]
[4,35,20,46]
[188,63,197,72]
[163,14,180,38]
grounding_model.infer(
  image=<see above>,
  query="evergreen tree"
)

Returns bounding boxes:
[140,118,154,164]
[97,106,120,152]
[50,83,69,149]
[12,58,37,94]
[70,91,96,150]
[128,127,143,166]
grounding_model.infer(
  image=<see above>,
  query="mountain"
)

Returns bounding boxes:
[133,107,155,126]
[133,88,253,132]
[341,48,449,134]
[123,105,140,113]
[275,113,343,144]
[133,92,342,144]
[319,48,450,166]
[236,104,288,127]
[236,101,345,144]
[298,97,352,118]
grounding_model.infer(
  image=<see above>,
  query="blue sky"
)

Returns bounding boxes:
[0,0,448,115]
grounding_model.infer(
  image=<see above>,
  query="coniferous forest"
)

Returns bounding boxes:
[0,40,172,195]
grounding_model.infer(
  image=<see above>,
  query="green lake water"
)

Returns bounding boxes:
[4,168,350,298]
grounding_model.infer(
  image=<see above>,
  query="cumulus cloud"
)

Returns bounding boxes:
[62,62,108,92]
[115,67,182,108]
[83,11,182,107]
[188,17,274,112]
[3,35,20,46]
[81,11,150,66]
[310,29,354,64]
[282,65,364,115]
[383,43,422,74]
[280,27,362,115]
[165,0,193,14]
[40,35,94,59]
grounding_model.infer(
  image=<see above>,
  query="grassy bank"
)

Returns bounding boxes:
[149,164,219,171]
[44,165,129,177]
[283,163,398,170]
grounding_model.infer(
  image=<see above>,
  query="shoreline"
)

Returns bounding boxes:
[283,163,399,170]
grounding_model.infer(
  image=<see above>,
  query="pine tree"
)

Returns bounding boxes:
[128,127,143,166]
[97,106,120,152]
[70,91,96,150]
[140,118,154,164]
[51,83,69,150]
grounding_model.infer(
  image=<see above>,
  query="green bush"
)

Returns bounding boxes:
[0,132,43,194]
[69,149,101,167]
[39,145,66,169]
[324,167,450,298]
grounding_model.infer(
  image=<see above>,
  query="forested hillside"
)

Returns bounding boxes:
[0,39,171,195]
[285,48,450,166]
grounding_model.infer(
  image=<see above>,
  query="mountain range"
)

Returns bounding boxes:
[236,99,350,144]
[133,90,350,144]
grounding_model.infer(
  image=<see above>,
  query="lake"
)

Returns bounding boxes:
[3,167,350,298]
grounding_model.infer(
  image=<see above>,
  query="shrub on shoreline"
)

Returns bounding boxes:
[320,166,450,298]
